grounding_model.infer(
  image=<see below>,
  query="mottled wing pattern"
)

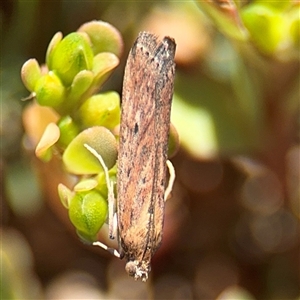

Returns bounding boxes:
[118,32,176,267]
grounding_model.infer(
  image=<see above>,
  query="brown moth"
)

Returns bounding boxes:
[85,31,176,282]
[117,31,176,281]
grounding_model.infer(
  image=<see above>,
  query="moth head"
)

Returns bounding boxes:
[125,260,150,282]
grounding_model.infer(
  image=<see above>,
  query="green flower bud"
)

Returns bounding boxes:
[35,71,66,108]
[57,115,80,149]
[69,190,108,241]
[242,4,286,55]
[77,92,120,129]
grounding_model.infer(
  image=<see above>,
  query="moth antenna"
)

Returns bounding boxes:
[164,160,176,201]
[84,143,117,239]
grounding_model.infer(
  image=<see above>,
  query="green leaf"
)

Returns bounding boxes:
[74,178,98,192]
[46,32,63,68]
[58,183,73,209]
[92,52,119,88]
[35,122,60,161]
[21,59,42,92]
[67,70,94,105]
[62,126,117,174]
[78,20,123,58]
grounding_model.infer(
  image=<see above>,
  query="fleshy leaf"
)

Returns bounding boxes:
[35,122,60,161]
[74,178,99,192]
[46,32,63,68]
[67,70,94,106]
[21,59,42,92]
[78,20,123,58]
[58,183,73,208]
[92,52,119,88]
[62,126,117,174]
[22,102,59,147]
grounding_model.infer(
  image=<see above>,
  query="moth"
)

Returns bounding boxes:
[85,31,176,281]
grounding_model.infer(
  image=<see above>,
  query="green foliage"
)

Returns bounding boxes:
[21,23,121,115]
[20,20,123,240]
[62,126,117,175]
[195,0,299,59]
[171,0,299,159]
[242,3,288,56]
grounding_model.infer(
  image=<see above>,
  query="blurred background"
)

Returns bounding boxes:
[1,1,299,299]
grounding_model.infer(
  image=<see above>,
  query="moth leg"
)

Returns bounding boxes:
[108,188,118,240]
[164,160,176,201]
[84,144,117,240]
[93,241,120,258]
